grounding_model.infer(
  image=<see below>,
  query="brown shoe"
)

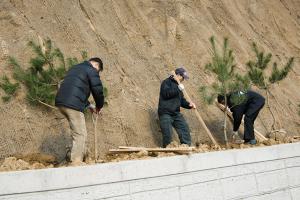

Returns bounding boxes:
[68,160,87,167]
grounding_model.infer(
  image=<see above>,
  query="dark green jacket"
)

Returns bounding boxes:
[158,76,191,116]
[228,90,265,131]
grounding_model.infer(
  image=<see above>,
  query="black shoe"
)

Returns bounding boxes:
[65,147,71,162]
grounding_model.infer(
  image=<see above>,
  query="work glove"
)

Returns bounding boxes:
[178,83,185,91]
[189,102,196,109]
[95,107,102,114]
[87,104,96,113]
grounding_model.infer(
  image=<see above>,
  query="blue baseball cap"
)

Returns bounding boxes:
[175,67,189,80]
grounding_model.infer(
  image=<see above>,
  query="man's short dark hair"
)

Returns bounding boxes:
[89,57,103,71]
[217,94,225,104]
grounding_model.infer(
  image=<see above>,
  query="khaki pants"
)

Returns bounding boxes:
[59,106,87,162]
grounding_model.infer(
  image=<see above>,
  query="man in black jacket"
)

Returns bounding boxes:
[158,68,196,148]
[217,90,265,145]
[55,57,104,163]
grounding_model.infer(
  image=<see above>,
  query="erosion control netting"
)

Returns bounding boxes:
[0,102,37,159]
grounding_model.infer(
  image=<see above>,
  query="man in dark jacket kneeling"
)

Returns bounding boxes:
[158,67,196,148]
[217,90,265,145]
[55,57,104,164]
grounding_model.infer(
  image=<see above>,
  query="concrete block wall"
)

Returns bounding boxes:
[0,142,299,200]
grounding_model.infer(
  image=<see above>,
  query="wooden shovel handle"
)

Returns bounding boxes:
[182,90,219,146]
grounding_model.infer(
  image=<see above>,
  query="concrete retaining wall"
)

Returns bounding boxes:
[0,142,299,200]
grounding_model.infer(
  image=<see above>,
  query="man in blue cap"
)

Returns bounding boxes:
[158,67,196,147]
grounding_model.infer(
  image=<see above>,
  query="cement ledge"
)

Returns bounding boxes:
[0,142,299,199]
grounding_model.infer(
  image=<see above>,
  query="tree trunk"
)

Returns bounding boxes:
[268,91,283,129]
[266,89,276,131]
[223,92,228,146]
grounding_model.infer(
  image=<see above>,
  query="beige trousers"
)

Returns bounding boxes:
[59,106,87,162]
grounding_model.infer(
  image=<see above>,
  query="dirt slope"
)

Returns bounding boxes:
[0,0,299,161]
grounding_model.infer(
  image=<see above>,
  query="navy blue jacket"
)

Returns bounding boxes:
[55,61,104,112]
[158,76,192,116]
[228,90,265,131]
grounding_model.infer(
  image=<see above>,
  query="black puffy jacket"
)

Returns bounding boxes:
[55,61,104,112]
[158,76,191,116]
[228,90,265,131]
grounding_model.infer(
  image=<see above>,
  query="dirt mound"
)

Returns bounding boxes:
[0,0,299,162]
[14,153,57,165]
[0,157,54,172]
[0,153,56,172]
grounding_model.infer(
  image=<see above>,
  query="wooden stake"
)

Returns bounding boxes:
[92,114,99,161]
[109,147,195,154]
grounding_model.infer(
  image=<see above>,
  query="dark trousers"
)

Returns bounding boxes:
[244,105,264,141]
[159,113,191,148]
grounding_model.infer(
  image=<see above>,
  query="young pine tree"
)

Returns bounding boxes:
[8,38,90,107]
[200,36,250,145]
[6,38,108,109]
[8,39,66,106]
[246,42,294,131]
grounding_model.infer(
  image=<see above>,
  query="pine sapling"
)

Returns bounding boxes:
[7,38,94,107]
[200,36,250,145]
[246,42,294,131]
[7,38,108,110]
